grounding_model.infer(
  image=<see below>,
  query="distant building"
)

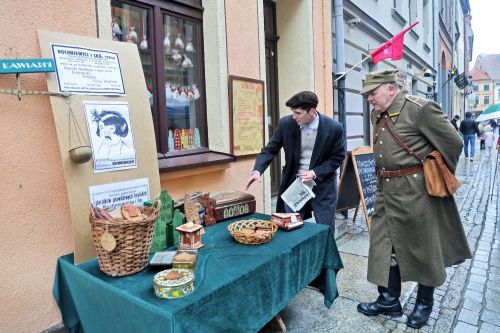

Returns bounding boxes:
[469,67,494,118]
[474,54,500,104]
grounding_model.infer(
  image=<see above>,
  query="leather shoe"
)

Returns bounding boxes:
[357,288,402,316]
[407,284,434,329]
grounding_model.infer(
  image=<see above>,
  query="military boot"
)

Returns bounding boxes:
[407,284,434,328]
[357,265,402,317]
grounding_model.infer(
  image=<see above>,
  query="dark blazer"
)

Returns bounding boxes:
[253,113,345,219]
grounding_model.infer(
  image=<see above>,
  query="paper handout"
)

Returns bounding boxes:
[281,177,316,212]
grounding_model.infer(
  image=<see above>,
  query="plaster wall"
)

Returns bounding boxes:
[0,1,97,332]
[276,0,315,118]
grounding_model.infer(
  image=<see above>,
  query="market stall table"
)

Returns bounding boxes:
[53,213,343,333]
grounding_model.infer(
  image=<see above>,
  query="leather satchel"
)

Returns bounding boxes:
[381,117,460,197]
[423,151,461,197]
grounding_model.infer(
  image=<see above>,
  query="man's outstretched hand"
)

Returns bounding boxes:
[245,171,262,191]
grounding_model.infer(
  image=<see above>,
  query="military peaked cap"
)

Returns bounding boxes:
[360,69,398,94]
[285,91,318,109]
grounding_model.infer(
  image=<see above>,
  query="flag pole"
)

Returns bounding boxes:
[334,55,372,83]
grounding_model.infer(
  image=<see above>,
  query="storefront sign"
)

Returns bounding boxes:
[84,101,137,173]
[51,44,125,95]
[89,178,150,209]
[229,76,265,156]
[0,58,55,74]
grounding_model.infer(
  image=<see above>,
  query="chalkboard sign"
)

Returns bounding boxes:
[336,146,377,230]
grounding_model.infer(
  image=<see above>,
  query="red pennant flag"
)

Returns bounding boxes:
[370,22,419,64]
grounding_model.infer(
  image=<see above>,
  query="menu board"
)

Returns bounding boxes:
[336,146,377,230]
[229,76,265,156]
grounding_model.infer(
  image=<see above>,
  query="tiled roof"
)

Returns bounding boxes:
[474,54,500,81]
[470,68,491,81]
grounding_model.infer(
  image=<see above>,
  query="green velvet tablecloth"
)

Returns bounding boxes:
[53,213,343,333]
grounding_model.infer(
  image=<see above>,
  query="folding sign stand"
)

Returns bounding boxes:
[337,146,376,231]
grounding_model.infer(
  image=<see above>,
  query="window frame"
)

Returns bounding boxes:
[112,0,208,156]
[484,84,490,92]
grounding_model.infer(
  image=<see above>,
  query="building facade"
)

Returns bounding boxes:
[334,0,435,151]
[469,68,493,117]
[474,54,500,104]
[0,1,333,331]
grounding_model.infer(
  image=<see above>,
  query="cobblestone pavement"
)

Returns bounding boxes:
[263,147,500,333]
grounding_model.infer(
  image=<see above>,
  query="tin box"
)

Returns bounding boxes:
[153,268,194,299]
[209,190,256,222]
[172,250,197,272]
[271,213,304,231]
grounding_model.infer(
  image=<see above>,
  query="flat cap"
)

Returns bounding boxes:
[285,91,318,109]
[360,69,398,94]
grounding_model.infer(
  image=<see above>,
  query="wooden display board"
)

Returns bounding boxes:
[38,30,161,263]
[336,146,377,231]
[228,76,265,156]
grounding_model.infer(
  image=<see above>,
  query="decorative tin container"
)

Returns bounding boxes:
[209,190,256,222]
[271,213,304,231]
[172,250,197,272]
[153,268,194,299]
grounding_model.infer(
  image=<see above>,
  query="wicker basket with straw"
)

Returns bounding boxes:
[228,219,278,245]
[89,205,159,276]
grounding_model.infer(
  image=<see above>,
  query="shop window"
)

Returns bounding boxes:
[111,0,207,155]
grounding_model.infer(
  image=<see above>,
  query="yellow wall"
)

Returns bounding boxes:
[0,0,333,331]
[472,79,494,113]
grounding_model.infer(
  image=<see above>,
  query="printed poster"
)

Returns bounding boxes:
[51,44,125,95]
[84,101,137,173]
[89,178,150,209]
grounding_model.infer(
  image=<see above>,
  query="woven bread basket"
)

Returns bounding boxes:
[227,219,278,245]
[89,205,159,276]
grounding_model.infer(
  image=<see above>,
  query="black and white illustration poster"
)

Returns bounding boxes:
[84,101,137,173]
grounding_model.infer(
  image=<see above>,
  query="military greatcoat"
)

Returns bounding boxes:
[368,88,472,288]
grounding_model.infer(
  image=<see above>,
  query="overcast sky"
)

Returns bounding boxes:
[470,0,500,65]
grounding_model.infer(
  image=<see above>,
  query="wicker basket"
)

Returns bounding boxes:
[228,219,278,245]
[89,206,160,276]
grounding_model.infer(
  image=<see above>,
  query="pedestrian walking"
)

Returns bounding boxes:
[356,69,472,329]
[245,91,346,234]
[484,125,495,161]
[460,111,481,161]
[451,115,460,131]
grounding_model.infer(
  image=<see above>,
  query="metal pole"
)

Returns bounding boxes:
[433,0,440,103]
[333,0,347,145]
[336,74,347,144]
[492,152,499,202]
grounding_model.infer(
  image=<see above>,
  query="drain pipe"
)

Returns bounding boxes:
[433,0,440,103]
[333,0,347,145]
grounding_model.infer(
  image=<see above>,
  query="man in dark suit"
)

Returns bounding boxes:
[245,91,345,233]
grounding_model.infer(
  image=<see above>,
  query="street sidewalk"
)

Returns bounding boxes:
[264,146,500,333]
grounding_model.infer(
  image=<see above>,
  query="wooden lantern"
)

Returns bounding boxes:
[176,222,204,250]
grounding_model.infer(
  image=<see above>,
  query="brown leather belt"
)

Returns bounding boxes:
[376,165,423,179]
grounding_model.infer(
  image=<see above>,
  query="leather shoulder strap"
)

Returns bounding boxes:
[383,117,424,163]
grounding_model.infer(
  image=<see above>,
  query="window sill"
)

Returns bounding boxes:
[391,8,407,26]
[409,29,419,40]
[423,43,431,53]
[158,150,235,173]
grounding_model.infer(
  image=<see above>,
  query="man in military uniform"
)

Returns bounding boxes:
[356,69,471,329]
